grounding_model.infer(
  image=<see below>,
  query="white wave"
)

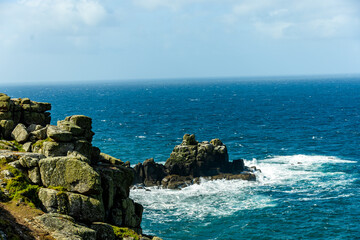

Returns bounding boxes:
[131,178,275,221]
[247,155,356,185]
[131,154,357,223]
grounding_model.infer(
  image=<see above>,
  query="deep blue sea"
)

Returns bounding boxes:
[3,76,360,239]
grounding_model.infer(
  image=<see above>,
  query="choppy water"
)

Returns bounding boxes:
[3,76,360,239]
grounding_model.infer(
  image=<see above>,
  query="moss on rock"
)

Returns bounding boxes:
[112,226,140,240]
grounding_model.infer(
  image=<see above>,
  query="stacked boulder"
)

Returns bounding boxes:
[1,105,145,239]
[133,134,256,189]
[0,93,51,140]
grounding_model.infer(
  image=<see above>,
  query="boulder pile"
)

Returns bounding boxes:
[133,134,257,189]
[0,93,51,140]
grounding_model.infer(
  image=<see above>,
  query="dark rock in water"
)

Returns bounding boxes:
[133,158,167,186]
[133,134,257,188]
[165,134,238,177]
[207,173,256,181]
[161,175,195,189]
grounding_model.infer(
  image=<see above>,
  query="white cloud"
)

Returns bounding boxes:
[0,0,106,47]
[255,21,293,39]
[224,0,360,39]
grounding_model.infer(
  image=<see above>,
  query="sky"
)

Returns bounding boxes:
[0,0,359,84]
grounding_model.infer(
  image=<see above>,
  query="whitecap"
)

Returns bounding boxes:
[136,136,146,139]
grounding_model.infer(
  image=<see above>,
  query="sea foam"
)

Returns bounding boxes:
[131,155,356,225]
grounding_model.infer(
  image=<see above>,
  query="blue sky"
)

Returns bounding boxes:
[0,0,359,84]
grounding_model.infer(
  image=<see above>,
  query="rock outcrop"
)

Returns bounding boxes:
[133,134,257,189]
[0,93,158,240]
[0,93,51,140]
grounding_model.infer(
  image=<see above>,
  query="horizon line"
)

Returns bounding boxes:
[1,73,360,86]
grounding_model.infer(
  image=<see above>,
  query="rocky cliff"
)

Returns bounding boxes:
[0,93,159,240]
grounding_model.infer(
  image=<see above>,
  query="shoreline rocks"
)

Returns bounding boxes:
[133,134,258,189]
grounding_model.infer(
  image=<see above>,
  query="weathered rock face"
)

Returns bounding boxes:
[1,94,148,238]
[38,188,105,223]
[0,93,51,140]
[39,157,101,195]
[34,213,96,240]
[165,134,232,177]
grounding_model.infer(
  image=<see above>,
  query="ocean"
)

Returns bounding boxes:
[3,76,360,239]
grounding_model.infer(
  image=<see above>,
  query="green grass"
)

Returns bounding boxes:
[4,166,41,208]
[112,226,140,240]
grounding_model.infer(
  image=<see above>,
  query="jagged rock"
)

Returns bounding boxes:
[38,188,105,223]
[34,213,96,240]
[23,142,32,152]
[11,123,29,143]
[90,222,116,240]
[39,157,101,195]
[99,153,123,165]
[47,125,73,142]
[133,158,167,186]
[41,141,74,157]
[165,134,231,177]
